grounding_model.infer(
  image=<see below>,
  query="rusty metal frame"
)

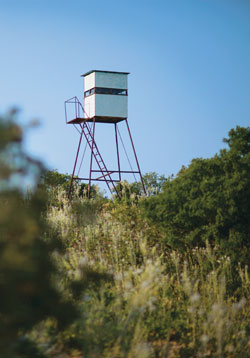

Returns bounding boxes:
[65,96,146,198]
[125,119,147,195]
[114,123,121,182]
[88,118,95,198]
[67,125,84,198]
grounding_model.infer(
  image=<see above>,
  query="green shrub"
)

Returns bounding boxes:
[2,112,249,357]
[141,126,250,266]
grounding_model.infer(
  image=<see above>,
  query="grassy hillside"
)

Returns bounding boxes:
[0,113,249,358]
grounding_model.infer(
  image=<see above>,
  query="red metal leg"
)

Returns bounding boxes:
[88,119,96,198]
[115,123,121,182]
[68,124,84,198]
[125,119,147,196]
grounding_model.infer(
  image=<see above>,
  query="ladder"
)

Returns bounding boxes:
[81,120,118,195]
[65,96,119,197]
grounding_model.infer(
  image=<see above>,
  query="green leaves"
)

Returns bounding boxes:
[1,111,249,357]
[0,112,78,357]
[142,126,250,265]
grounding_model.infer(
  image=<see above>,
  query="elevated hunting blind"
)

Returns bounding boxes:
[83,70,129,122]
[64,70,146,198]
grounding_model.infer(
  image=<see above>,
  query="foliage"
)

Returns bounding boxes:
[142,172,168,196]
[41,188,250,357]
[41,169,100,205]
[0,112,107,357]
[141,126,250,266]
[1,113,249,358]
[113,172,168,202]
[41,170,72,192]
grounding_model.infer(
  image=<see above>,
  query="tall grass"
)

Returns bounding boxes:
[42,189,249,357]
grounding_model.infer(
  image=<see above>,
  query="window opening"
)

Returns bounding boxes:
[95,87,111,95]
[84,88,128,97]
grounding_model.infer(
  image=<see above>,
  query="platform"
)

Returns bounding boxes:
[67,116,127,124]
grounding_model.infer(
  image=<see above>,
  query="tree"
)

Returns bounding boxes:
[141,126,250,265]
[142,172,168,196]
[41,170,100,201]
[0,111,78,357]
[112,173,168,203]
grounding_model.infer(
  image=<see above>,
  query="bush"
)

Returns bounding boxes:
[141,126,250,266]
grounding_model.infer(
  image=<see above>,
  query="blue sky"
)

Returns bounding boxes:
[1,0,250,188]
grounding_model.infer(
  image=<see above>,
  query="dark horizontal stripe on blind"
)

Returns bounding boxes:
[84,87,128,97]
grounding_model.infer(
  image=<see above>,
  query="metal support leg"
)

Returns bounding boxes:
[115,123,121,182]
[68,124,84,198]
[125,119,147,196]
[88,119,96,198]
